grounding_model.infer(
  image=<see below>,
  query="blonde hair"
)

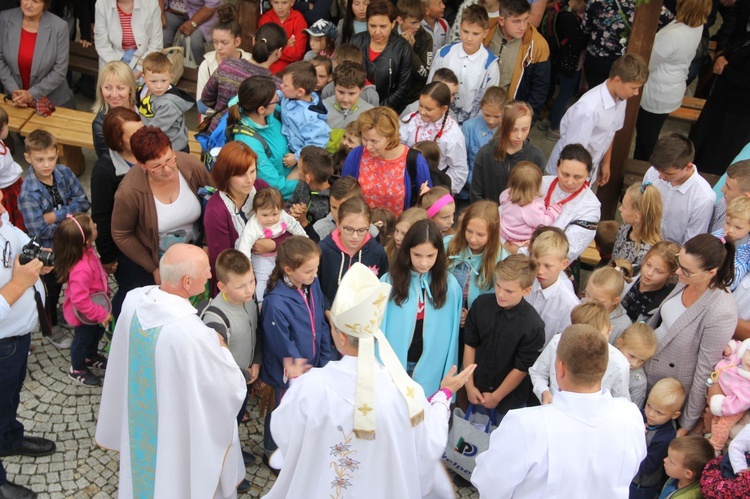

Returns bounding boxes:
[386,207,429,263]
[616,323,658,360]
[447,200,502,291]
[676,0,712,27]
[419,186,452,214]
[494,255,537,289]
[588,259,633,299]
[507,162,542,206]
[647,378,686,411]
[642,241,680,279]
[625,183,663,248]
[531,226,569,260]
[726,196,750,224]
[92,61,137,114]
[570,302,611,333]
[357,107,401,150]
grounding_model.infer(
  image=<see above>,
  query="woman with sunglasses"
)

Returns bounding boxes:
[644,233,738,437]
[224,76,299,200]
[111,126,212,297]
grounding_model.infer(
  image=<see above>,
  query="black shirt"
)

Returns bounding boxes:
[621,277,676,322]
[464,294,545,413]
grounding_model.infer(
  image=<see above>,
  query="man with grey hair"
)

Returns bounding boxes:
[95,244,247,498]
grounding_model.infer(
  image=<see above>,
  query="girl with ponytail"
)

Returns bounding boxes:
[645,233,739,438]
[399,82,469,196]
[613,182,664,273]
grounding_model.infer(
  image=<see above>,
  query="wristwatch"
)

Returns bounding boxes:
[190,20,198,28]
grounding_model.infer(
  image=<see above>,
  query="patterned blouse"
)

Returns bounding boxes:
[612,223,653,274]
[583,0,673,59]
[358,148,408,217]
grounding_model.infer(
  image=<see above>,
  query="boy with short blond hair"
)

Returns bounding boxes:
[136,52,194,153]
[428,5,500,124]
[397,0,435,103]
[711,159,750,232]
[287,146,335,235]
[323,62,373,153]
[713,196,750,291]
[659,436,714,498]
[643,132,715,245]
[19,130,90,350]
[529,301,631,405]
[464,255,545,415]
[546,53,649,185]
[279,61,332,166]
[525,230,579,345]
[630,378,685,499]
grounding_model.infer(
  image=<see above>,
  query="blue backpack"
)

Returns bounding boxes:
[195,113,272,172]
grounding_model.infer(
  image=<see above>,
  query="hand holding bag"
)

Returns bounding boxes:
[442,404,498,480]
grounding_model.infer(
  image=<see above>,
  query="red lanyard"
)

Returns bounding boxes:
[544,178,589,209]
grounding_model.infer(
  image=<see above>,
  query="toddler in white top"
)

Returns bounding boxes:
[500,162,561,246]
[237,188,307,301]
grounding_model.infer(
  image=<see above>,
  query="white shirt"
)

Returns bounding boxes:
[729,423,750,474]
[155,172,202,252]
[654,290,687,343]
[472,389,646,498]
[529,334,632,402]
[0,141,22,189]
[0,214,44,339]
[643,166,716,245]
[542,175,602,261]
[641,21,703,114]
[422,18,450,56]
[525,277,579,346]
[94,0,163,70]
[545,82,626,182]
[733,273,750,321]
[428,43,500,122]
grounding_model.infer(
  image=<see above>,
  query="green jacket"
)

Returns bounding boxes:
[661,479,703,499]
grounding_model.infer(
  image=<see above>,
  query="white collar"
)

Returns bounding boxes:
[598,82,618,111]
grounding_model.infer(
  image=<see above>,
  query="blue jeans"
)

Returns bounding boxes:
[120,49,136,66]
[549,71,582,131]
[70,324,104,371]
[0,333,32,485]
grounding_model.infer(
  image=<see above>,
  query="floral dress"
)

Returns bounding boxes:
[357,148,408,217]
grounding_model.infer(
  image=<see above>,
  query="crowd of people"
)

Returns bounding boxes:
[1,0,750,497]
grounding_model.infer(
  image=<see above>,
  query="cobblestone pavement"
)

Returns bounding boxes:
[5,328,479,498]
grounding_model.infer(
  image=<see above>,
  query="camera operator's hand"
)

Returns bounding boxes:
[13,256,42,289]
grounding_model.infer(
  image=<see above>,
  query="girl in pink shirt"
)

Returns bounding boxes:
[500,162,562,246]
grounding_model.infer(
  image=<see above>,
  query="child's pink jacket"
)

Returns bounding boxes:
[710,340,750,417]
[62,246,110,327]
[499,190,562,242]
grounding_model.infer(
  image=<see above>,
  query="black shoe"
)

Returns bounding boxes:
[262,454,280,476]
[0,481,37,499]
[237,479,251,494]
[242,450,255,466]
[68,368,101,387]
[0,437,55,458]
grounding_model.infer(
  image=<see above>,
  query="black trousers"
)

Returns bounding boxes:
[634,107,669,162]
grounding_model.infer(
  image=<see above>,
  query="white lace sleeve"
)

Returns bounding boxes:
[566,224,597,261]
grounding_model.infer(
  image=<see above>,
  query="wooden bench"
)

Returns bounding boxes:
[622,157,722,190]
[580,241,601,268]
[68,44,199,97]
[668,96,706,125]
[0,94,35,133]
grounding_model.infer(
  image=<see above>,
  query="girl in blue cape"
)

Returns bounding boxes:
[380,219,461,396]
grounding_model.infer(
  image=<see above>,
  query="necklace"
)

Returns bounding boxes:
[544,178,589,209]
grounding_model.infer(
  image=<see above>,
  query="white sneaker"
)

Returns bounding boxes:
[47,326,72,349]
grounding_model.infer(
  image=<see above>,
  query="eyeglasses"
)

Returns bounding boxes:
[146,153,177,174]
[674,254,707,278]
[2,240,10,269]
[341,226,369,236]
[265,97,280,107]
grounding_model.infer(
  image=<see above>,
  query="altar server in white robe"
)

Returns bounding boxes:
[264,263,476,499]
[472,324,646,499]
[95,244,246,499]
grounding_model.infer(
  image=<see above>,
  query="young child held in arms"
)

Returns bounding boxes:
[0,108,24,230]
[630,377,685,499]
[237,188,307,301]
[703,339,750,454]
[278,62,331,167]
[615,323,658,408]
[525,228,579,345]
[529,302,630,404]
[428,5,499,124]
[54,213,111,387]
[400,82,469,194]
[500,162,562,247]
[713,196,750,291]
[659,436,714,499]
[464,255,545,414]
[584,259,634,343]
[287,146,334,235]
[613,182,663,274]
[136,52,194,153]
[19,130,90,350]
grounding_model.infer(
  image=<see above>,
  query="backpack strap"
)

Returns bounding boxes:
[201,305,232,342]
[230,123,273,159]
[406,148,420,206]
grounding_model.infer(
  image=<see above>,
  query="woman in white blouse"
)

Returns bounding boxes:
[633,0,711,161]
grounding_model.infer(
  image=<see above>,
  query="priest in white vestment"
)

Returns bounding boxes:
[264,263,476,498]
[95,244,246,499]
[472,324,647,499]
